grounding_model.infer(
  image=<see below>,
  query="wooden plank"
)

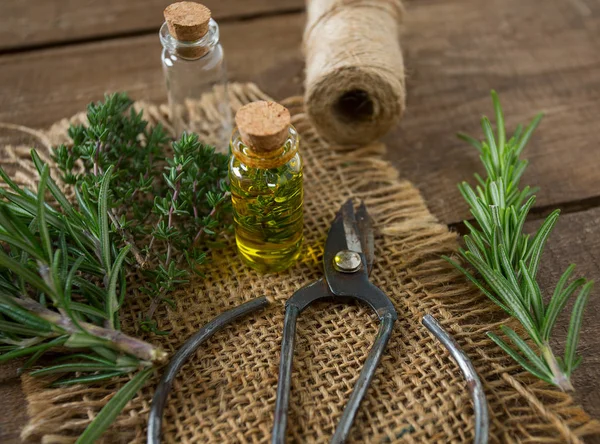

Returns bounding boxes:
[387,0,600,225]
[0,361,28,443]
[0,13,305,131]
[1,0,600,226]
[0,0,304,52]
[524,206,600,427]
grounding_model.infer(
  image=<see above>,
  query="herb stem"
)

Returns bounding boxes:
[107,211,147,267]
[542,343,573,391]
[5,295,167,364]
[165,182,180,266]
[193,191,230,245]
[145,287,169,321]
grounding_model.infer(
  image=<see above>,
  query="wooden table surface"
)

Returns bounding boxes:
[0,0,599,442]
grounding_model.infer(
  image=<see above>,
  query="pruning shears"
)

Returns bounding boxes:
[271,199,397,443]
[148,200,489,444]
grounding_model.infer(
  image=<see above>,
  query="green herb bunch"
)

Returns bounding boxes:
[0,92,232,440]
[0,154,165,442]
[53,93,232,331]
[448,91,593,391]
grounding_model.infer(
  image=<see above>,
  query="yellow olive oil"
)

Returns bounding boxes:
[230,153,303,271]
[229,102,303,273]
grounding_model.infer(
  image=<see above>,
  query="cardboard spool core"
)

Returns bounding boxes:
[235,101,291,153]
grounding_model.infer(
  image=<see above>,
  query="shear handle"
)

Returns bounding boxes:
[272,280,330,444]
[331,312,395,444]
[422,314,489,444]
[272,303,300,444]
[148,297,270,444]
[272,281,397,444]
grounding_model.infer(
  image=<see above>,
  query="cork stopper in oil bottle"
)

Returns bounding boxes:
[235,101,292,155]
[164,2,211,59]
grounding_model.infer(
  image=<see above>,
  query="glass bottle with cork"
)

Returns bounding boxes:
[229,101,304,273]
[160,1,230,151]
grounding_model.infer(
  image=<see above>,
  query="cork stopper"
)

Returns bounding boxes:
[164,2,211,41]
[235,101,291,153]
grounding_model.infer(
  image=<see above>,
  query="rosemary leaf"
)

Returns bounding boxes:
[500,325,550,375]
[30,363,129,376]
[443,255,512,315]
[515,113,543,157]
[98,166,114,274]
[75,368,153,444]
[53,370,127,387]
[491,90,506,151]
[524,210,560,278]
[518,260,544,326]
[107,245,131,326]
[487,332,552,384]
[0,336,69,362]
[541,266,581,341]
[464,251,541,345]
[31,150,76,218]
[564,281,594,375]
[457,132,483,151]
[37,166,53,261]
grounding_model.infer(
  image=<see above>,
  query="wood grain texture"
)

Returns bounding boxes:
[0,361,28,442]
[0,0,304,52]
[0,13,305,132]
[0,0,599,440]
[523,207,600,443]
[390,0,600,225]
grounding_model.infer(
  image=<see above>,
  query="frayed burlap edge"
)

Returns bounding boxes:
[0,83,598,443]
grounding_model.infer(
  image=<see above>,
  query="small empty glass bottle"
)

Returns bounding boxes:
[160,2,231,152]
[229,101,304,273]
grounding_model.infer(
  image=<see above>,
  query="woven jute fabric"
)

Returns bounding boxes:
[1,83,598,443]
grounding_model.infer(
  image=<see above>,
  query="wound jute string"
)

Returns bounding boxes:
[1,83,599,443]
[304,0,406,146]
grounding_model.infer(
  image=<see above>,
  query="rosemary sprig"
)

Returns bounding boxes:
[0,155,166,439]
[447,91,593,391]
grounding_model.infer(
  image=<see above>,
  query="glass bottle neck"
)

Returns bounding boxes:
[231,126,300,169]
[159,19,220,60]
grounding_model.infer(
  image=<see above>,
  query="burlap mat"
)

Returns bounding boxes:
[2,83,598,443]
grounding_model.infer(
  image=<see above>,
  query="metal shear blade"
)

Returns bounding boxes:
[324,200,374,274]
[341,200,362,253]
[272,199,397,444]
[355,202,375,273]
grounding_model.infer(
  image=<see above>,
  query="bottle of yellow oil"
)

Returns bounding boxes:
[229,101,303,273]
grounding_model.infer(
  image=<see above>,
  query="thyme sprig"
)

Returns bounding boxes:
[448,91,593,391]
[53,93,232,331]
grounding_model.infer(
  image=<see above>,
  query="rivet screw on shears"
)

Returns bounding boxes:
[333,250,362,273]
[271,199,398,444]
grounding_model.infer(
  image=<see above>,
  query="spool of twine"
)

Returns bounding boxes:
[303,0,406,146]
